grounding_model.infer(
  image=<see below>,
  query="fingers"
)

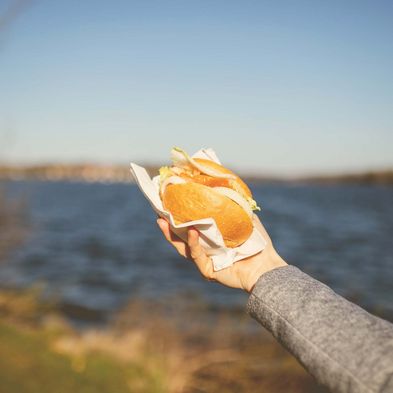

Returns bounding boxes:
[157,218,188,257]
[157,218,216,282]
[187,229,205,260]
[187,229,216,281]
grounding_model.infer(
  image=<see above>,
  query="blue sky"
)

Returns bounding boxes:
[1,0,392,175]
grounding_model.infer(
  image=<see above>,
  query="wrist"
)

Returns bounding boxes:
[243,248,288,293]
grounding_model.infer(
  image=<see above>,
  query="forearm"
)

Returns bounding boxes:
[247,266,393,393]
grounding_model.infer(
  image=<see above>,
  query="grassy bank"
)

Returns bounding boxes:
[0,289,166,393]
[0,288,327,393]
[0,322,140,393]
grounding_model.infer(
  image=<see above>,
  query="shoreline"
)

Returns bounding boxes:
[0,164,392,185]
[1,174,393,186]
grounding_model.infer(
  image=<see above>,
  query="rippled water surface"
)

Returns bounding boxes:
[1,181,392,323]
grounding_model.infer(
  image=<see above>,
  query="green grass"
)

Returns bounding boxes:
[0,290,326,393]
[0,322,164,393]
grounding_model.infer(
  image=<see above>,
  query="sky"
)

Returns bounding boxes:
[0,0,392,175]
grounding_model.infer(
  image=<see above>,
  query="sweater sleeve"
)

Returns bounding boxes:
[246,265,393,393]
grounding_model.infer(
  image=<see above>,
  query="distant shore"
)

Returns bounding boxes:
[0,163,392,185]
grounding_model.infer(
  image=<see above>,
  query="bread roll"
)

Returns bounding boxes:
[162,183,253,248]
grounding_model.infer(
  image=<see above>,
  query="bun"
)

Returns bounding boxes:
[162,183,253,248]
[193,158,252,199]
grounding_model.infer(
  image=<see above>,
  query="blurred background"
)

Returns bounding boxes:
[0,1,392,392]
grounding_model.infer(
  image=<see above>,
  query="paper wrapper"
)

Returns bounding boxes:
[130,148,266,271]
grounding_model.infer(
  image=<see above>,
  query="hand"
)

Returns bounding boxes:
[157,215,287,292]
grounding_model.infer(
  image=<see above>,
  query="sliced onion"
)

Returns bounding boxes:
[213,187,253,218]
[170,166,185,175]
[160,176,187,197]
[171,147,236,180]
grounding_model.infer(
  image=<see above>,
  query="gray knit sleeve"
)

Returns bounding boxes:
[246,265,393,393]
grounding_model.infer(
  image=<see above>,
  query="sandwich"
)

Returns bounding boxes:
[158,147,260,248]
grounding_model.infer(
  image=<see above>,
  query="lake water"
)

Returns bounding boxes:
[1,181,392,323]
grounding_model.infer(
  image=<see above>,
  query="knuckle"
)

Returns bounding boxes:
[190,247,202,260]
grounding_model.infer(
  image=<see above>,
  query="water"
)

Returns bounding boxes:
[1,181,392,323]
